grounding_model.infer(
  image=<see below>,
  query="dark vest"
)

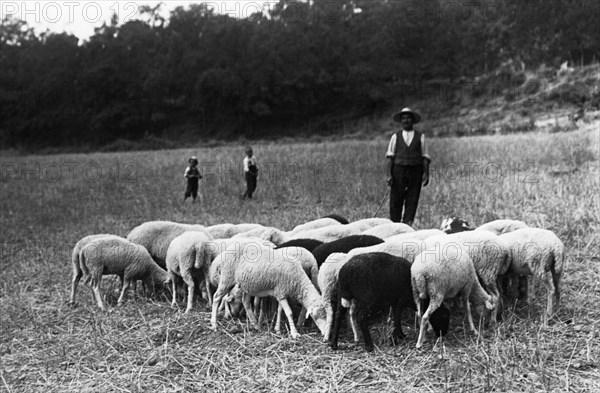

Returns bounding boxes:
[393,130,423,165]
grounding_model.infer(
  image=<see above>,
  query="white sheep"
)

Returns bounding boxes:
[498,228,564,326]
[70,234,122,305]
[411,241,495,348]
[288,217,341,236]
[127,221,210,268]
[210,245,328,338]
[385,229,446,243]
[424,231,511,323]
[362,222,415,238]
[347,238,424,263]
[345,218,392,232]
[231,226,289,245]
[289,225,361,243]
[78,236,169,311]
[165,231,214,313]
[475,219,528,235]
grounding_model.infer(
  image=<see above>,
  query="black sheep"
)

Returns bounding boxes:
[330,253,414,352]
[275,238,324,253]
[312,235,384,267]
[330,252,450,352]
[440,217,474,234]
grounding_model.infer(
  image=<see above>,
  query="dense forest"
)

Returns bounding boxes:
[1,0,599,151]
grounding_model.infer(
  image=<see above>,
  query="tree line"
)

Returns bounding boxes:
[1,0,598,151]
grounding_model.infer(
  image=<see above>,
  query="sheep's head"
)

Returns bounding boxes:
[307,301,328,336]
[440,217,473,234]
[428,303,450,337]
[224,285,244,317]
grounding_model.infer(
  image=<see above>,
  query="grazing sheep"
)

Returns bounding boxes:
[312,235,384,267]
[231,226,289,245]
[78,236,169,311]
[498,228,564,326]
[412,242,495,348]
[425,231,511,323]
[476,219,528,235]
[318,252,354,341]
[275,238,324,253]
[165,231,213,313]
[290,225,361,243]
[210,246,328,338]
[322,214,350,225]
[127,221,209,268]
[288,217,341,236]
[345,218,392,232]
[386,229,446,243]
[329,253,415,352]
[362,222,415,239]
[70,234,122,305]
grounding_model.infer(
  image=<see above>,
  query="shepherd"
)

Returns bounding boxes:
[385,108,431,225]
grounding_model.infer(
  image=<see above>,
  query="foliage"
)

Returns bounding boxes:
[1,0,600,150]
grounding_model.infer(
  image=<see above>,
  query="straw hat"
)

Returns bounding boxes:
[392,107,421,124]
[188,156,199,164]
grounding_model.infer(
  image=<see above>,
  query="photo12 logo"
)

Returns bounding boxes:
[1,160,139,183]
[1,2,141,25]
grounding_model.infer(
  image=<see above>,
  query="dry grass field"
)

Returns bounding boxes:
[1,122,599,392]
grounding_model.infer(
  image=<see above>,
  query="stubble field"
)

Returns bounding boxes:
[1,123,599,392]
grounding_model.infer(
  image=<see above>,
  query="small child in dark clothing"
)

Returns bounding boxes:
[242,146,258,199]
[184,156,202,202]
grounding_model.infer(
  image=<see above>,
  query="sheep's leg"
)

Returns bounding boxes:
[323,303,334,342]
[330,298,347,350]
[348,302,360,343]
[171,277,178,308]
[242,293,260,329]
[70,269,82,305]
[391,302,406,344]
[357,312,374,352]
[297,307,308,330]
[274,303,283,334]
[416,297,443,349]
[204,276,213,308]
[278,298,299,339]
[92,277,106,311]
[117,280,131,306]
[210,284,233,329]
[542,272,556,327]
[463,294,478,335]
[254,297,263,324]
[185,281,195,313]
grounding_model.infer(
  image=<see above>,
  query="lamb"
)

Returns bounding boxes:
[289,224,361,243]
[311,235,384,267]
[412,241,495,348]
[329,253,416,352]
[288,217,341,236]
[77,236,169,311]
[344,218,392,232]
[424,231,511,323]
[70,234,122,305]
[210,245,328,338]
[362,222,415,239]
[498,228,564,326]
[322,214,350,225]
[127,221,210,268]
[165,231,214,313]
[275,238,324,253]
[231,226,289,245]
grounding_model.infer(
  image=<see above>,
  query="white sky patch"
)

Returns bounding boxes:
[1,1,284,42]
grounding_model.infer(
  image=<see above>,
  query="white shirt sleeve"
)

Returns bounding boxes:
[184,167,190,177]
[385,134,397,158]
[421,134,431,162]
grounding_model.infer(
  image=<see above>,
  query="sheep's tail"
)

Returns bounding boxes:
[549,248,563,308]
[79,250,92,285]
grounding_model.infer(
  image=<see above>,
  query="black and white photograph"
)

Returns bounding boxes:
[1,1,599,391]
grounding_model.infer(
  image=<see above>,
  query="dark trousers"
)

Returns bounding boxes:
[243,172,257,199]
[390,164,423,224]
[184,178,199,200]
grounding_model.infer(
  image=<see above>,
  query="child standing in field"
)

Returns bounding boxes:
[184,156,202,202]
[242,146,258,199]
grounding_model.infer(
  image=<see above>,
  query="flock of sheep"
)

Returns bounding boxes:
[70,215,565,352]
